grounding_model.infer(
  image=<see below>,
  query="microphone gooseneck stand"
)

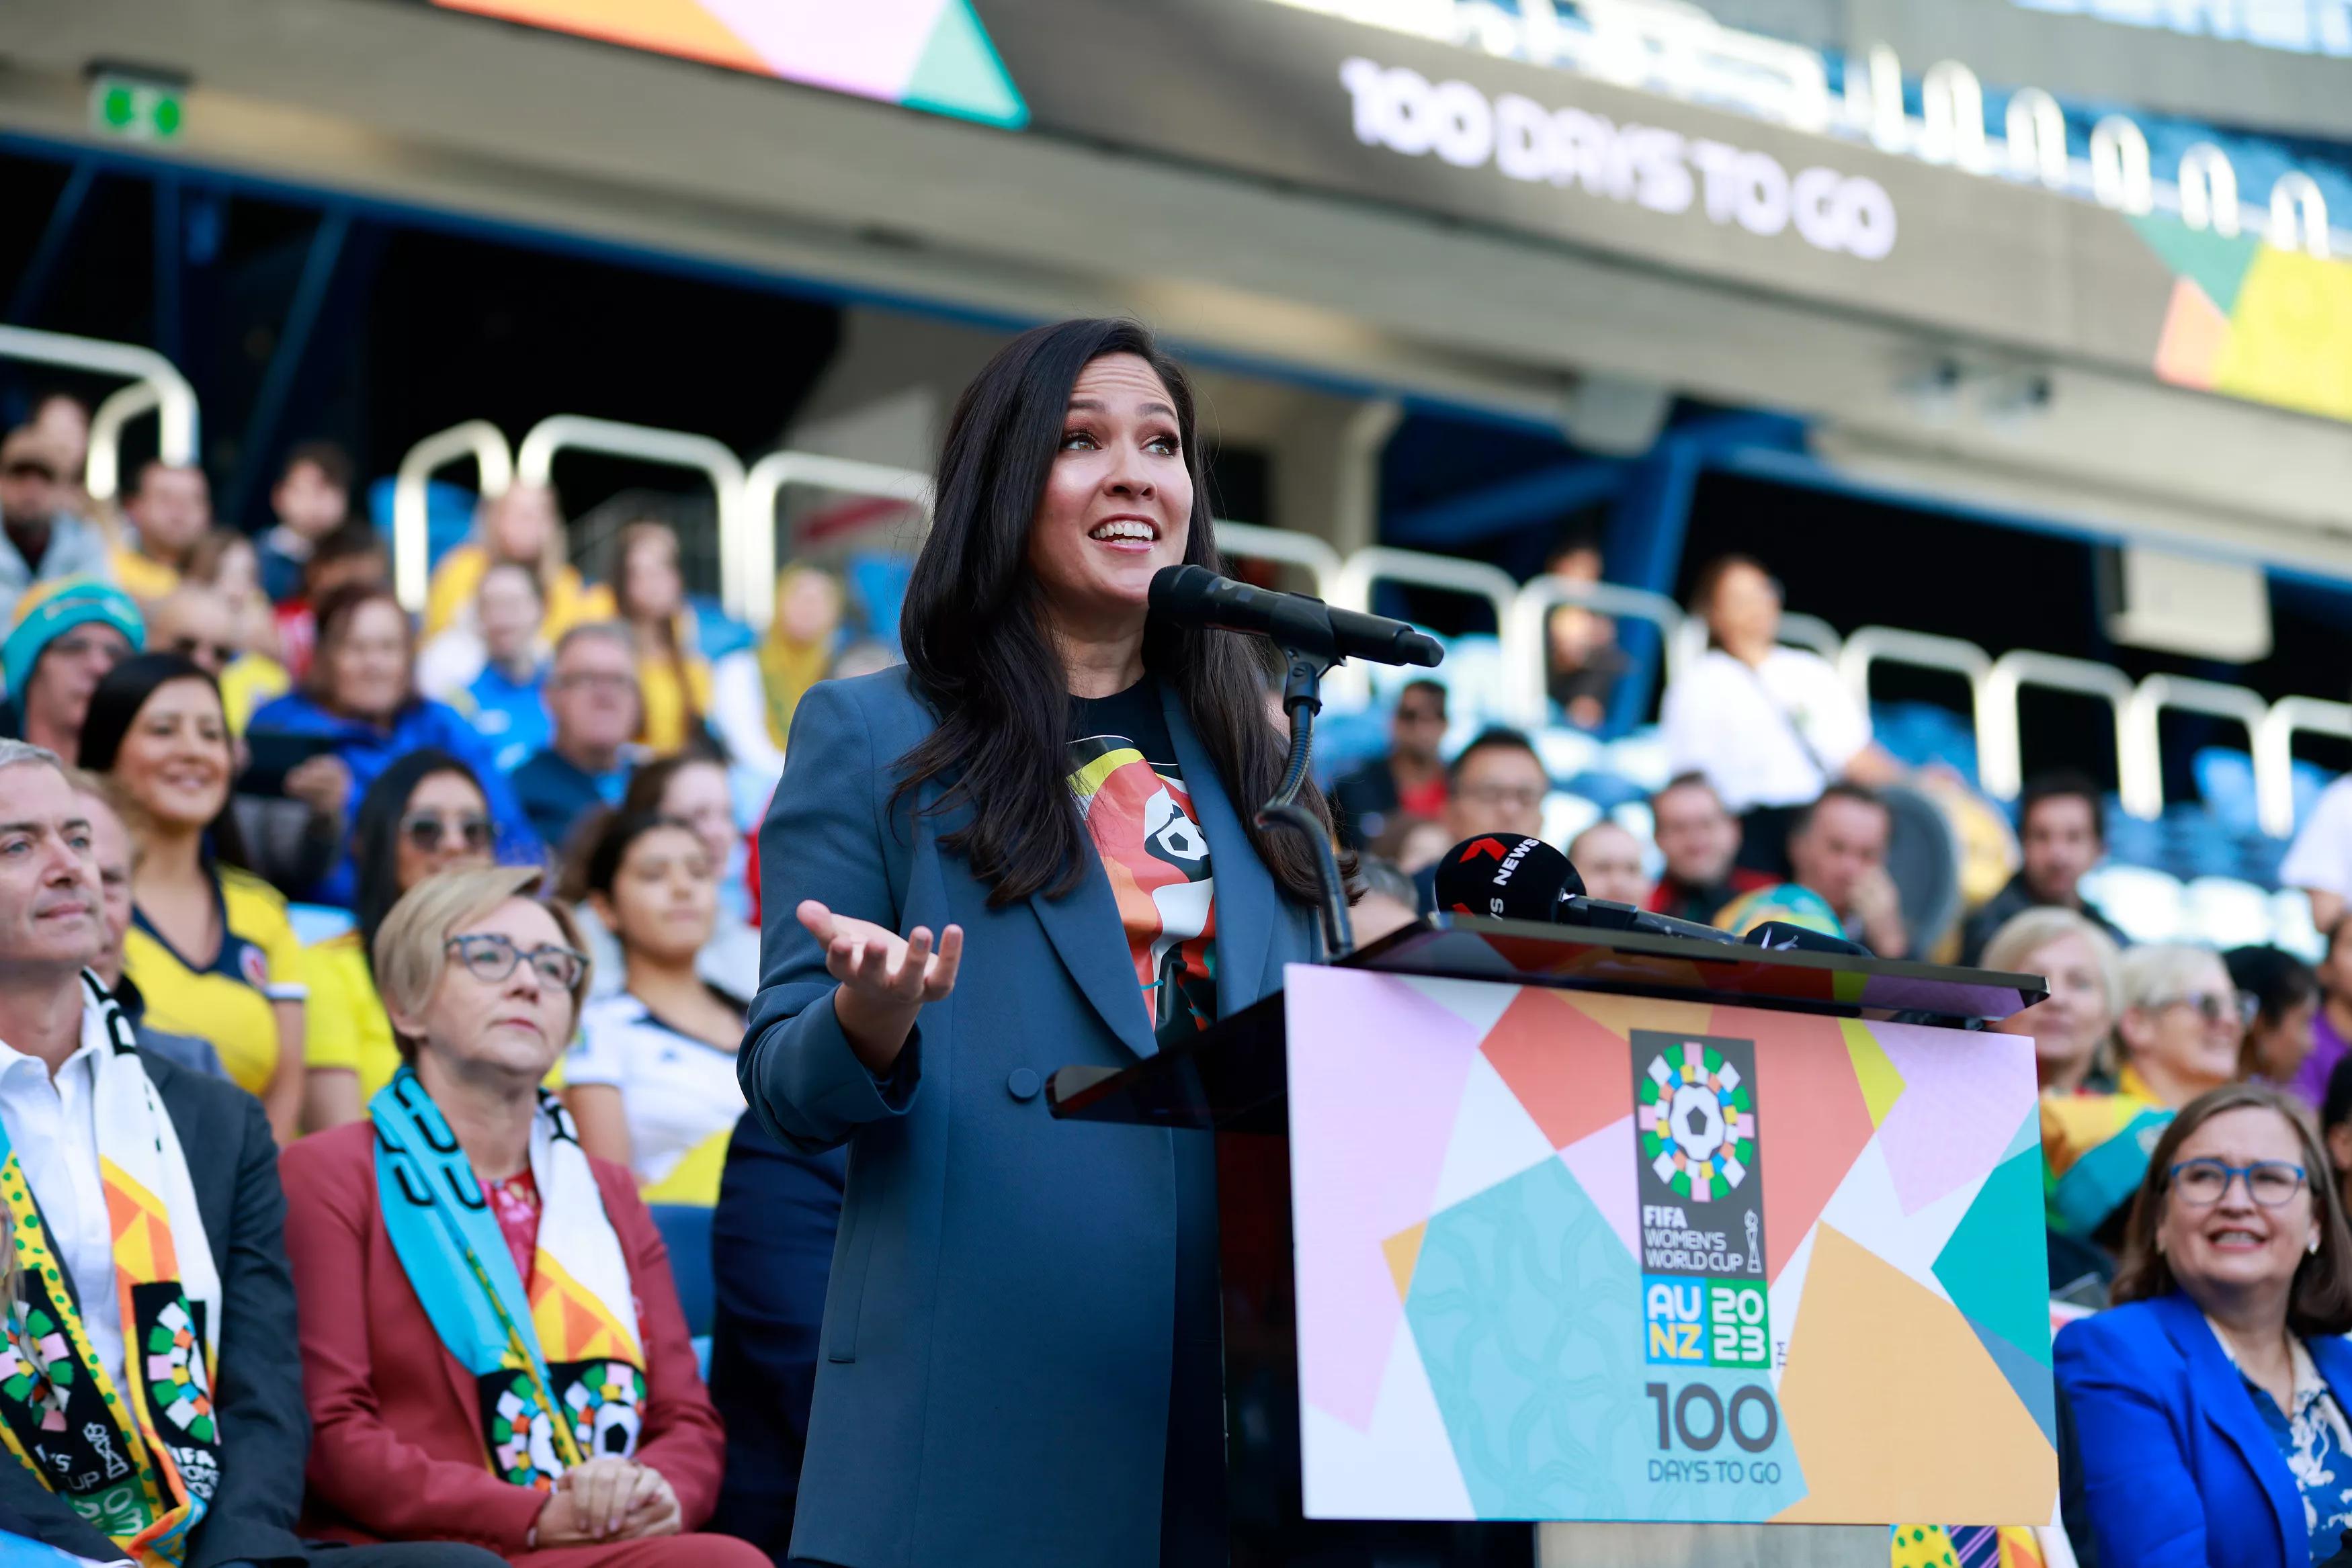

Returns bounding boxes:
[1255,646,1354,959]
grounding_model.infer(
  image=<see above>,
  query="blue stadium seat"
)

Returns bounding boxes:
[648,1203,715,1340]
[2191,748,2262,836]
[1871,701,1978,784]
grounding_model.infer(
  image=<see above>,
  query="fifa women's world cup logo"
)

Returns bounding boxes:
[1638,1041,1755,1203]
[1632,1032,1771,1371]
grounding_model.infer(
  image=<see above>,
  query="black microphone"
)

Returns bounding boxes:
[1554,897,1739,945]
[1433,835,1577,920]
[1150,565,1444,668]
[1742,920,1872,956]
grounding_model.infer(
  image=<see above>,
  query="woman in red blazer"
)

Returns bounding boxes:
[280,866,767,1567]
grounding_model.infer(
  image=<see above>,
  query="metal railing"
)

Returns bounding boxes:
[390,420,513,615]
[1980,651,2135,803]
[1504,576,1685,727]
[155,371,2352,844]
[1212,519,1343,601]
[741,451,932,631]
[516,415,752,623]
[2255,697,2352,840]
[2119,674,2271,822]
[1837,626,1991,720]
[0,324,199,501]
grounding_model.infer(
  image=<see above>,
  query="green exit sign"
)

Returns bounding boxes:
[89,73,185,141]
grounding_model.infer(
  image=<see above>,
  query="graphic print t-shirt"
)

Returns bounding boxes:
[1066,675,1218,1040]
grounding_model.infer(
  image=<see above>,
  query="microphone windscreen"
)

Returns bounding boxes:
[1433,835,1574,921]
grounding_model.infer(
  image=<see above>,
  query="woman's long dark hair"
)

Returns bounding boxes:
[78,652,251,871]
[894,318,1337,906]
[352,748,485,967]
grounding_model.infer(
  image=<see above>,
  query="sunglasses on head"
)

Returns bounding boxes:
[399,811,493,853]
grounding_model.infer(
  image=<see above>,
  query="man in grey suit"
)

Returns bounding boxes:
[0,739,497,1568]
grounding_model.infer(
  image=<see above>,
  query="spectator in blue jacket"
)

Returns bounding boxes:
[2056,1082,2352,1568]
[512,621,640,853]
[247,582,536,905]
[706,1110,845,1565]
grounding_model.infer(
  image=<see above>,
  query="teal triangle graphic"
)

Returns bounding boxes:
[2127,212,2259,317]
[902,0,1029,130]
[1967,1313,2057,1450]
[1933,1146,2052,1367]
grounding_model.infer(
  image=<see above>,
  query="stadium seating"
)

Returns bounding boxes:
[7,320,2335,959]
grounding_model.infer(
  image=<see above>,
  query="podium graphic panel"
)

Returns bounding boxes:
[1285,966,2057,1526]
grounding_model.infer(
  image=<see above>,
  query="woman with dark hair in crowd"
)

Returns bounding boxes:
[572,752,759,1000]
[302,748,501,1129]
[741,318,1329,1567]
[2230,943,2324,1092]
[80,653,310,1141]
[247,582,536,906]
[564,810,747,1206]
[2057,1082,2352,1567]
[278,867,761,1567]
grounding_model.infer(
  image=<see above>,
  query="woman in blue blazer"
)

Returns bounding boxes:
[740,319,1331,1568]
[2056,1082,2352,1567]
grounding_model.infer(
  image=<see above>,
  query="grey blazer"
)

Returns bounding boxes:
[741,667,1314,1568]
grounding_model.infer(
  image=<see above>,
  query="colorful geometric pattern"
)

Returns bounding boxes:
[431,0,1029,128]
[1638,1041,1755,1201]
[1286,967,2056,1524]
[2138,218,2352,423]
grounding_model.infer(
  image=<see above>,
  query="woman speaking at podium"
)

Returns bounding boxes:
[741,318,1331,1567]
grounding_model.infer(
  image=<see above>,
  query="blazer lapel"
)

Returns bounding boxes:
[1030,837,1159,1061]
[2155,1291,2302,1566]
[1161,685,1276,1021]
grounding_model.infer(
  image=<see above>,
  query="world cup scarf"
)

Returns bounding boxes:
[2039,1064,2173,1237]
[0,973,222,1567]
[370,1068,646,1489]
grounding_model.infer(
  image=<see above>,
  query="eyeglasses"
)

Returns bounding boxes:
[2161,991,2260,1028]
[444,933,585,992]
[1457,782,1548,810]
[1,461,56,483]
[2167,1158,2308,1209]
[552,670,634,693]
[168,636,241,668]
[401,812,493,853]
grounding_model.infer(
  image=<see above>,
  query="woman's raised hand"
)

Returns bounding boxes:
[797,899,964,1074]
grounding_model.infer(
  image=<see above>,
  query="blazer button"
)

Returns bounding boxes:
[1006,1068,1042,1102]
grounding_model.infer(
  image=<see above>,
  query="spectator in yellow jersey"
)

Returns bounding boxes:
[421,480,601,642]
[110,460,211,607]
[302,748,499,1128]
[78,653,309,1141]
[179,531,294,730]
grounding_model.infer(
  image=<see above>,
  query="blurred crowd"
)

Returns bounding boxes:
[1331,541,2352,1566]
[0,398,884,1565]
[6,382,2351,1566]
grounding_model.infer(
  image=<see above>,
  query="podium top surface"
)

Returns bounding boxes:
[1343,914,2046,1023]
[1046,918,2047,1132]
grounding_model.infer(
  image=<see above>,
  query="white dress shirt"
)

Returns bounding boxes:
[0,1000,124,1394]
[1660,646,1873,813]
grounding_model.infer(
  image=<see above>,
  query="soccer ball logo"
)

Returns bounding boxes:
[1638,1041,1756,1201]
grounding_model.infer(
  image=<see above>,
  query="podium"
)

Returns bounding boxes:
[1049,917,2058,1568]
